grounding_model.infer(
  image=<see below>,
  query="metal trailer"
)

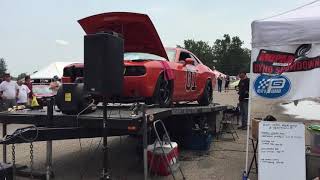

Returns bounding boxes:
[0,100,228,179]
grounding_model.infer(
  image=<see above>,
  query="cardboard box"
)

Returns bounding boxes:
[306,153,320,180]
[251,118,262,140]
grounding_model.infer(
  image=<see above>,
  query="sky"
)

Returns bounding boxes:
[0,0,312,76]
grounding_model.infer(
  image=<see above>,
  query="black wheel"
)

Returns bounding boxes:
[146,74,172,107]
[198,80,213,106]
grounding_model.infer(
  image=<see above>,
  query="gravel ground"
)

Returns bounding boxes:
[0,90,257,180]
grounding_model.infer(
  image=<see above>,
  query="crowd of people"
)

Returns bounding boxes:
[0,73,60,111]
[0,73,33,110]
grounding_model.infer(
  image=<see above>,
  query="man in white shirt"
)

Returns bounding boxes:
[17,80,30,105]
[0,73,19,110]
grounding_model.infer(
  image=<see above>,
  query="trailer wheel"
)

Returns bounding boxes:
[146,74,172,107]
[198,80,213,106]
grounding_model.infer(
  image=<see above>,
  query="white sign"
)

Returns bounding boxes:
[258,121,305,180]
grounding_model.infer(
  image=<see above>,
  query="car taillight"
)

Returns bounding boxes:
[124,66,146,76]
[61,77,71,83]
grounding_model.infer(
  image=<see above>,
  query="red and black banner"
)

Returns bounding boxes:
[253,49,320,74]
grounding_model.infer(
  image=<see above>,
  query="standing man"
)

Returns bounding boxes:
[24,75,33,104]
[224,75,230,92]
[238,71,250,130]
[0,73,19,110]
[217,75,223,93]
[17,80,31,105]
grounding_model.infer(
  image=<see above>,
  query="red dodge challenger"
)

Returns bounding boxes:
[60,12,216,109]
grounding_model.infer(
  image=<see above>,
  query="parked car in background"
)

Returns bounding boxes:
[32,84,55,106]
[229,80,240,91]
[229,76,238,82]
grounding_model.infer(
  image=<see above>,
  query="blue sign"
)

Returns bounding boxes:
[254,74,291,99]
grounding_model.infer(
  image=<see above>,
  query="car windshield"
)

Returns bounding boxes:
[33,86,52,94]
[165,49,176,62]
[124,52,166,61]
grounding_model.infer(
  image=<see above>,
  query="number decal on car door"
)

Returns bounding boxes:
[186,70,196,91]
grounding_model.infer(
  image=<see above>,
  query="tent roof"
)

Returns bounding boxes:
[252,1,320,48]
[31,62,79,79]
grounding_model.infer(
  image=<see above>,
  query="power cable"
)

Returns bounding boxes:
[76,99,95,152]
[78,101,112,180]
[74,99,95,178]
[259,0,320,21]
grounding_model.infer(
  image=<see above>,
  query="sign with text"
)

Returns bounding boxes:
[258,121,305,180]
[250,45,320,121]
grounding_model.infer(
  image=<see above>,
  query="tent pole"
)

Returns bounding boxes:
[244,53,254,177]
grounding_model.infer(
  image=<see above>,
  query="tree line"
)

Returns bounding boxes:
[1,34,251,79]
[0,58,27,80]
[178,34,251,76]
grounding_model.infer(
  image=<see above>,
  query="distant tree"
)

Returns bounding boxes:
[177,40,215,68]
[213,34,250,75]
[0,58,7,77]
[17,73,28,81]
[178,35,251,75]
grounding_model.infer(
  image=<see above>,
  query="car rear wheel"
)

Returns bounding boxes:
[198,80,213,106]
[146,74,172,107]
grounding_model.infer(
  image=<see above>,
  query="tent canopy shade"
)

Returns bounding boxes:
[252,1,320,48]
[30,62,80,79]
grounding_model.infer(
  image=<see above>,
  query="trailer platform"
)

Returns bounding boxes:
[0,103,229,180]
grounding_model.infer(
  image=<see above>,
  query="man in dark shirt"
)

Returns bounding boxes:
[238,71,250,130]
[217,75,223,93]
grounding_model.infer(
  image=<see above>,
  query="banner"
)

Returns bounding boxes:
[250,44,320,119]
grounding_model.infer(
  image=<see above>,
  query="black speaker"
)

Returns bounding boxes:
[84,33,124,96]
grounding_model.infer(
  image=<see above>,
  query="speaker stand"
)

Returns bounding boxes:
[100,96,111,180]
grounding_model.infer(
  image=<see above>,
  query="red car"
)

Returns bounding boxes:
[62,12,216,107]
[32,84,55,106]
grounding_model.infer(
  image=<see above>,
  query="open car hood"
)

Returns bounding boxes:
[78,12,168,59]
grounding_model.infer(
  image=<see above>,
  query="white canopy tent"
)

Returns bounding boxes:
[252,0,320,48]
[30,62,79,79]
[245,1,320,178]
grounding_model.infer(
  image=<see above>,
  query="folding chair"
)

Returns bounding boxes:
[218,109,239,141]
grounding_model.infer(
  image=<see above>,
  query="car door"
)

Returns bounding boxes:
[186,54,200,99]
[190,54,203,97]
[169,50,186,101]
[172,50,198,101]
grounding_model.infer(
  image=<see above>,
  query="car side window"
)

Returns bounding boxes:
[190,54,200,66]
[179,51,199,66]
[179,51,191,62]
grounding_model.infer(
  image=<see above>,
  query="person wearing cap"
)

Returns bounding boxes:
[49,75,60,95]
[238,71,250,130]
[0,73,19,110]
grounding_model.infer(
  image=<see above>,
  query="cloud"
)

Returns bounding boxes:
[55,39,69,46]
